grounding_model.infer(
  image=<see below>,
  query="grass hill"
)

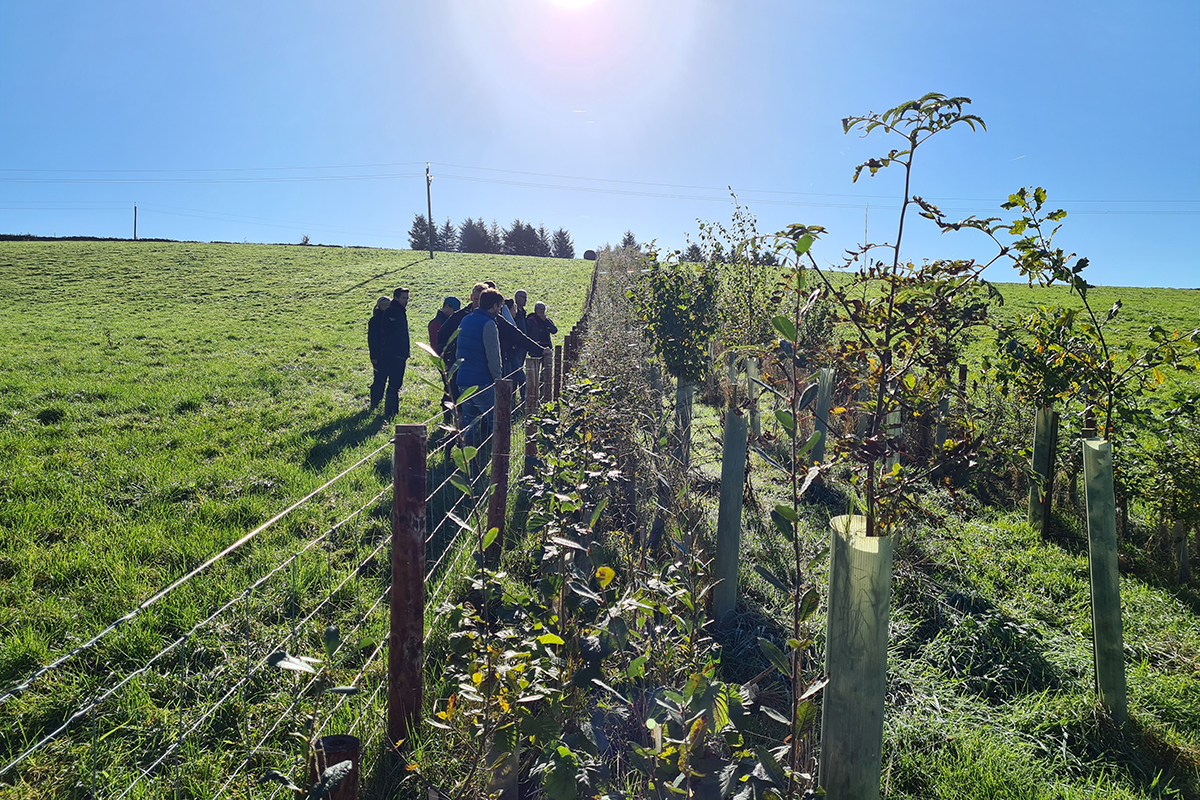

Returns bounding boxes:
[0,240,1196,798]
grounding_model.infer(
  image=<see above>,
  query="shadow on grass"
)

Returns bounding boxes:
[302,409,386,471]
[337,256,430,297]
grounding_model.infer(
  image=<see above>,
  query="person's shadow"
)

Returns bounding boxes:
[303,408,387,471]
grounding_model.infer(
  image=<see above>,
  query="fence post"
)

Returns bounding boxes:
[1082,438,1127,726]
[713,405,749,624]
[487,380,513,559]
[554,345,563,400]
[812,367,834,465]
[524,358,541,478]
[542,353,554,404]
[389,425,427,749]
[747,357,761,439]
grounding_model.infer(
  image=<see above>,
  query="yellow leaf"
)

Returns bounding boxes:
[472,672,483,685]
[596,566,616,589]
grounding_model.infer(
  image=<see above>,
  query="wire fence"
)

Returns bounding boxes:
[0,360,538,800]
[0,262,599,800]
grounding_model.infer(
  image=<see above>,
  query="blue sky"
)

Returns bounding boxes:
[2,0,1197,287]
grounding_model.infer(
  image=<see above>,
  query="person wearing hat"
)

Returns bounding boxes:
[429,295,462,356]
[380,287,411,420]
[367,295,391,410]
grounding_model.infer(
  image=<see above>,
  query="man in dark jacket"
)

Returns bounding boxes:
[526,302,558,349]
[367,296,391,410]
[428,296,461,355]
[513,289,529,334]
[380,287,410,419]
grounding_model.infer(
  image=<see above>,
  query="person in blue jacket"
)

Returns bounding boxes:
[455,288,506,443]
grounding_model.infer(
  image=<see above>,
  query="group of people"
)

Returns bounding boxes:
[367,281,559,438]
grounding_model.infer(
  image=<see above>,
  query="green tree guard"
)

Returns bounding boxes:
[812,367,834,464]
[713,406,750,624]
[1082,438,1127,726]
[820,515,893,800]
[747,357,761,439]
[1029,405,1056,533]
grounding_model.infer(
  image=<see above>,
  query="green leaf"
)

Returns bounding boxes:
[538,633,566,646]
[798,588,819,623]
[754,745,788,788]
[569,581,604,603]
[756,638,791,678]
[794,234,814,256]
[754,565,792,595]
[770,509,795,540]
[772,504,798,523]
[482,526,499,550]
[796,429,822,459]
[589,496,610,530]
[447,512,474,532]
[627,655,648,678]
[549,536,587,551]
[798,380,819,409]
[322,625,340,660]
[774,410,796,431]
[449,474,472,495]
[771,315,798,342]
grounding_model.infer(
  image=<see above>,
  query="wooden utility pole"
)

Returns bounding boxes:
[133,205,137,241]
[426,163,435,259]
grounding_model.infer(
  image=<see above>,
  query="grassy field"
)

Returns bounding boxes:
[0,240,593,797]
[1,240,1197,798]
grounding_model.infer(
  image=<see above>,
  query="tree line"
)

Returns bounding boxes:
[408,213,576,259]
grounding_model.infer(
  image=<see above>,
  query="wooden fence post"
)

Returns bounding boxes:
[486,380,513,560]
[713,406,749,624]
[524,358,541,478]
[1082,438,1127,726]
[542,353,553,404]
[389,424,427,749]
[554,345,563,400]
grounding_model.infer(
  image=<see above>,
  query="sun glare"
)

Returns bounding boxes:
[549,0,596,8]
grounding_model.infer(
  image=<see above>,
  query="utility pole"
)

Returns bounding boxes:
[133,204,138,241]
[425,163,434,260]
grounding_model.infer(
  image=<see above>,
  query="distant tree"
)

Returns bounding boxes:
[300,234,311,246]
[504,218,535,255]
[438,218,458,252]
[408,213,431,251]
[458,217,491,253]
[535,224,552,257]
[682,243,702,262]
[620,230,639,252]
[552,228,575,259]
[487,221,504,254]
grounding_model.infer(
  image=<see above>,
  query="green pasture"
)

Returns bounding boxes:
[0,240,592,796]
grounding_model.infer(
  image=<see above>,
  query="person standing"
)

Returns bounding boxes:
[455,288,505,443]
[381,287,410,420]
[367,296,391,410]
[429,296,461,355]
[513,289,529,334]
[526,302,558,349]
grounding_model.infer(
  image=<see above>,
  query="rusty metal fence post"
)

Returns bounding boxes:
[487,379,513,558]
[389,425,427,749]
